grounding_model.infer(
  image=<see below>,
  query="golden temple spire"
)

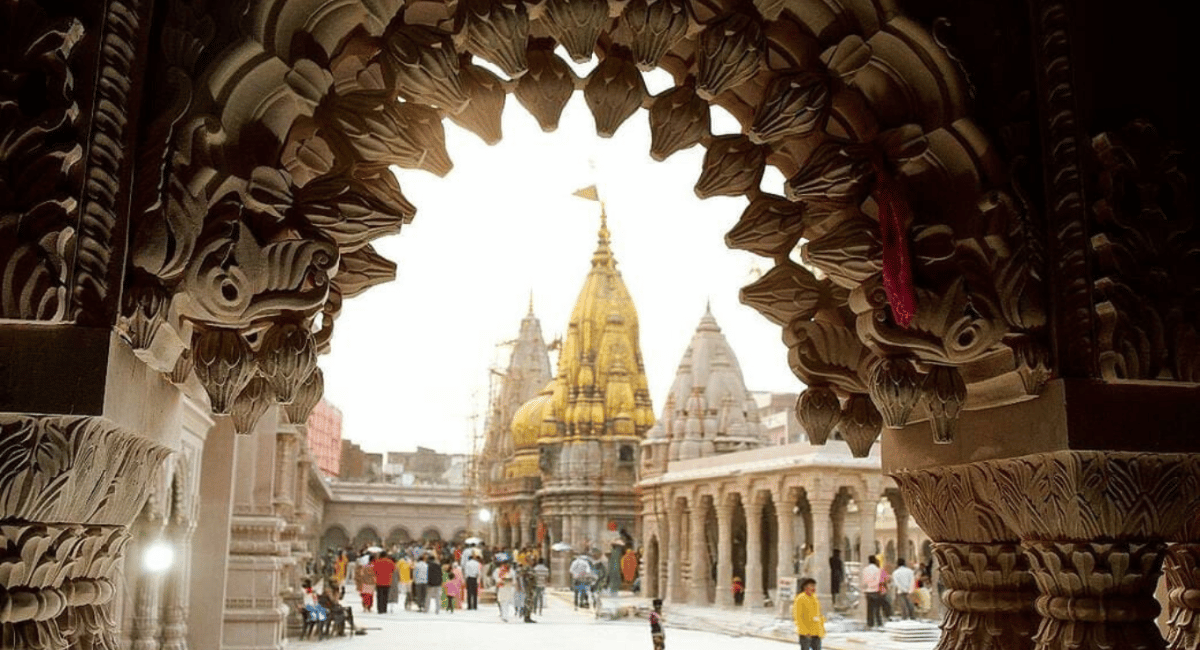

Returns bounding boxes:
[573,183,614,268]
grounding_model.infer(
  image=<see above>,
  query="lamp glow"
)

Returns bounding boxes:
[477,508,492,523]
[143,540,175,573]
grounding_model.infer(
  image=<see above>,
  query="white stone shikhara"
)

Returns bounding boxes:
[644,306,765,468]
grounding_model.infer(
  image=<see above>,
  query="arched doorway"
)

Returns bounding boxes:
[386,526,412,547]
[321,525,351,552]
[353,526,381,548]
[645,535,660,599]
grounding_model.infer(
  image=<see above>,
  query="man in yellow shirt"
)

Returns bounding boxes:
[793,577,826,650]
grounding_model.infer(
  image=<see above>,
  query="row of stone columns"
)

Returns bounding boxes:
[652,481,896,612]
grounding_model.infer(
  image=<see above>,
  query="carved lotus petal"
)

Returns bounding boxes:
[258,322,317,404]
[383,24,469,113]
[286,59,333,107]
[647,84,709,161]
[725,194,806,256]
[695,135,765,198]
[696,12,764,100]
[619,0,689,71]
[133,175,206,281]
[326,94,453,176]
[231,376,274,435]
[281,119,336,187]
[796,386,840,445]
[541,0,611,64]
[868,357,922,428]
[462,0,530,77]
[739,261,822,326]
[786,319,868,394]
[451,64,508,145]
[803,210,883,288]
[169,348,194,385]
[292,172,408,250]
[286,367,324,424]
[330,39,388,95]
[245,167,295,221]
[749,72,830,144]
[335,244,397,298]
[120,278,169,352]
[193,328,256,414]
[515,46,575,131]
[786,142,874,205]
[823,34,872,81]
[923,364,966,443]
[838,393,882,458]
[584,53,647,137]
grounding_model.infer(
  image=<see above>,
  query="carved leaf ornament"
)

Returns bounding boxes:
[122,0,1027,454]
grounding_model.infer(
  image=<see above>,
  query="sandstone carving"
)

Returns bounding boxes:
[192,328,257,415]
[647,83,710,161]
[694,135,765,199]
[695,12,763,100]
[460,0,530,78]
[514,44,575,131]
[617,0,689,71]
[382,23,469,113]
[583,51,647,138]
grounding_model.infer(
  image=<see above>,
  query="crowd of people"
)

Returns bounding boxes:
[299,540,570,635]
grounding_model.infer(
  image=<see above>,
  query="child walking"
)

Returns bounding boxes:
[649,599,665,650]
[792,578,826,650]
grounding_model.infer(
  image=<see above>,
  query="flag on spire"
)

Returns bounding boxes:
[572,184,600,201]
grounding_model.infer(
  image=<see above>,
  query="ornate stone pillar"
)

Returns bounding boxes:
[515,509,525,548]
[128,505,168,650]
[894,502,910,564]
[775,495,795,588]
[715,499,735,608]
[744,499,764,609]
[893,463,1039,650]
[809,496,834,610]
[1164,544,1200,650]
[0,416,170,650]
[858,494,878,621]
[159,518,195,650]
[667,500,685,603]
[977,452,1200,650]
[273,427,300,519]
[689,499,710,605]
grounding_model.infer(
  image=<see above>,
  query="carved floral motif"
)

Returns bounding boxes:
[0,3,86,322]
[617,0,689,71]
[514,45,575,131]
[647,83,709,161]
[695,13,763,100]
[583,51,646,138]
[694,135,765,199]
[460,0,530,78]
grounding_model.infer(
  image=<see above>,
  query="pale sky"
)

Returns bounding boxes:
[320,64,803,455]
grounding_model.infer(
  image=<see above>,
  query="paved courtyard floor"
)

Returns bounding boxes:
[290,591,936,650]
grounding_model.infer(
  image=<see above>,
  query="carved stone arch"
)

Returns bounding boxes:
[386,526,413,546]
[352,525,381,547]
[421,527,443,542]
[131,0,1037,458]
[321,525,351,551]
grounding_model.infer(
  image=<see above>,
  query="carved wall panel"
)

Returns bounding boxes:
[0,415,169,649]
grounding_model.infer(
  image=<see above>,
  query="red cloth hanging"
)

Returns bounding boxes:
[872,165,917,328]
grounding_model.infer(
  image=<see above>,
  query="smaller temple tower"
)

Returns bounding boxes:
[481,300,553,549]
[642,305,765,477]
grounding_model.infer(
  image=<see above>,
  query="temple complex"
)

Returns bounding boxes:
[483,212,654,557]
[1,0,1197,648]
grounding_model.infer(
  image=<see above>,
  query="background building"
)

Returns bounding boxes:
[305,399,343,477]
